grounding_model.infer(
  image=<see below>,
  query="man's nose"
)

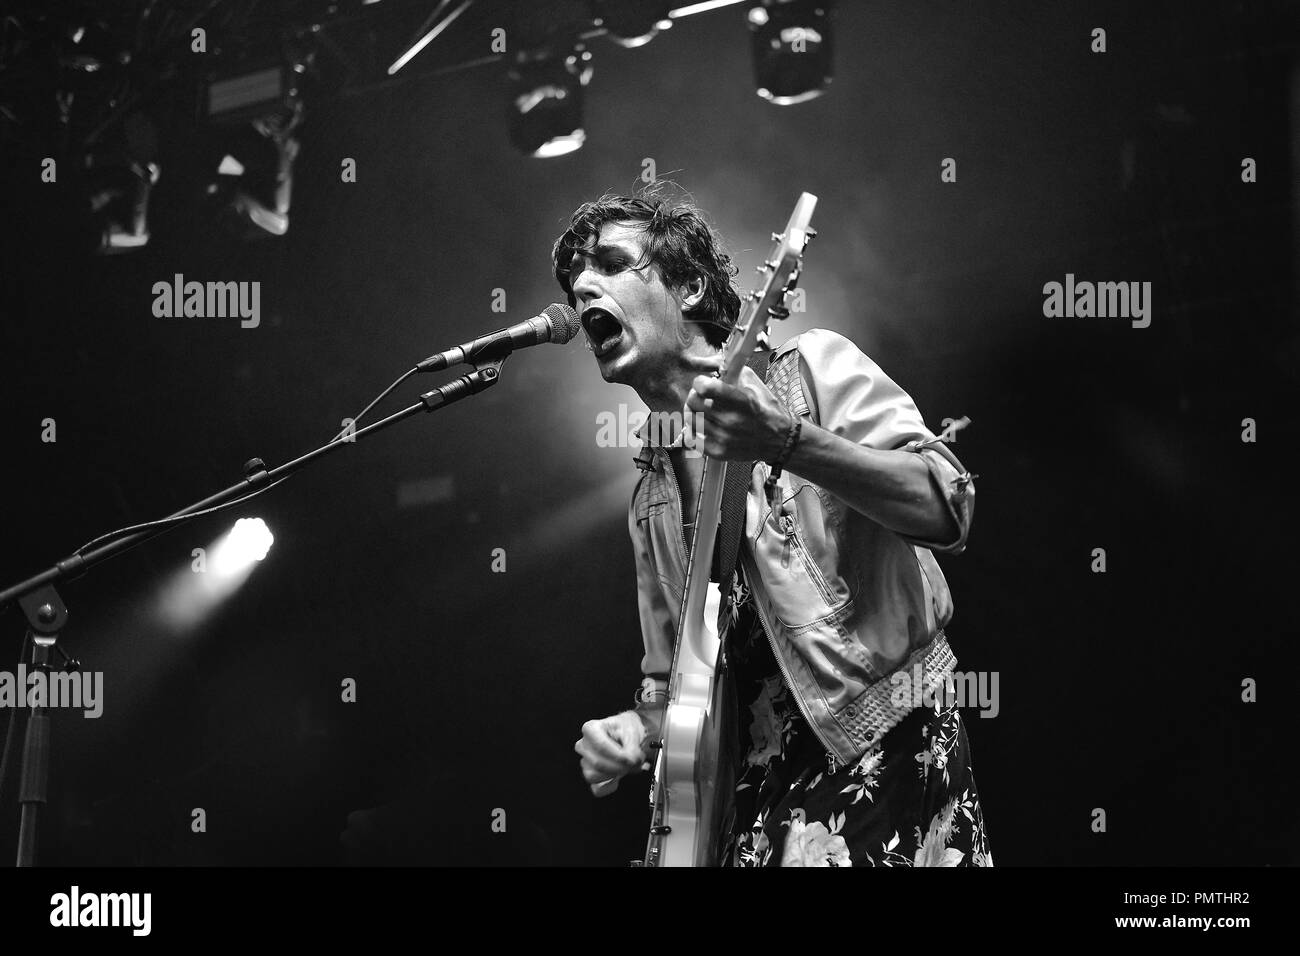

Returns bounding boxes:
[570,265,600,303]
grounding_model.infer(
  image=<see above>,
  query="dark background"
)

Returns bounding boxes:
[0,0,1296,866]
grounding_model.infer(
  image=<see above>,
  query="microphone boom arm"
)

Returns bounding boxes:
[0,358,507,608]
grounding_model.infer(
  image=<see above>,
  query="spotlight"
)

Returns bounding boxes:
[211,518,275,577]
[748,0,833,105]
[203,54,305,237]
[84,112,161,254]
[507,47,593,158]
[594,1,672,48]
[85,155,159,254]
[154,517,274,631]
[206,104,302,238]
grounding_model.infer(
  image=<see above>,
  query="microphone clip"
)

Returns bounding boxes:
[418,357,507,413]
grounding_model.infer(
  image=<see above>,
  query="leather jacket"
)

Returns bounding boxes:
[629,329,976,765]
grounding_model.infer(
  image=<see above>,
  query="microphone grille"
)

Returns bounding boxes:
[543,303,582,345]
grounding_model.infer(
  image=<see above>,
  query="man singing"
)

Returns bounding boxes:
[559,188,992,867]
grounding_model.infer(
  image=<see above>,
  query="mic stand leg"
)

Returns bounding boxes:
[0,633,30,821]
[16,631,52,867]
[0,585,70,867]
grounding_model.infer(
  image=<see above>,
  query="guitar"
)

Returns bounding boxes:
[641,193,818,867]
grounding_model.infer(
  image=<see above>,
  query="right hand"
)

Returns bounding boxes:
[575,711,651,797]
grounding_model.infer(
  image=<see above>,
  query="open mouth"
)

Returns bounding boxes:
[583,307,624,357]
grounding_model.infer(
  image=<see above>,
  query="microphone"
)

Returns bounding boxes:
[416,303,581,373]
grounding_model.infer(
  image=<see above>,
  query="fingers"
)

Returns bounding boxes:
[576,745,633,799]
[578,758,620,787]
[577,713,656,797]
[604,713,651,769]
[685,377,713,415]
[683,352,726,373]
[575,717,644,787]
[601,717,631,755]
[574,737,629,778]
[690,374,723,399]
[687,376,746,418]
[693,372,768,408]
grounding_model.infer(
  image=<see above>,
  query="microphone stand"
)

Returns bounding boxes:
[0,357,506,866]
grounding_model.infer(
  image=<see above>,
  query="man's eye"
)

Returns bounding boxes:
[567,255,627,282]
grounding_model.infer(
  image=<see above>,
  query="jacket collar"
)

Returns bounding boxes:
[631,414,690,471]
[629,332,779,472]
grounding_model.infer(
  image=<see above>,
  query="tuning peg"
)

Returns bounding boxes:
[771,231,784,242]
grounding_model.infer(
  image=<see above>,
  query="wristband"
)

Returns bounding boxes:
[763,417,802,503]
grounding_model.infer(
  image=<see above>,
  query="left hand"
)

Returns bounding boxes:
[683,364,794,461]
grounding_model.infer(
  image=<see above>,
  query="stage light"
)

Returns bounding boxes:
[507,47,593,158]
[535,131,585,159]
[203,54,305,237]
[85,156,159,254]
[84,112,161,254]
[211,518,275,577]
[594,1,672,48]
[154,517,274,632]
[748,0,833,106]
[205,107,302,238]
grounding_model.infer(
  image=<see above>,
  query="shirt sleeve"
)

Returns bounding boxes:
[628,482,674,740]
[790,328,976,555]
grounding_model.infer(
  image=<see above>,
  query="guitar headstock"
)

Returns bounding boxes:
[718,192,818,385]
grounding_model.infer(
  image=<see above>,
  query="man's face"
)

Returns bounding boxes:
[567,221,701,386]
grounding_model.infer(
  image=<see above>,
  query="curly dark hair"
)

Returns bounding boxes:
[551,184,742,347]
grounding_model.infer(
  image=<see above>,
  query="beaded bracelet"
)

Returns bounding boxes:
[763,417,803,503]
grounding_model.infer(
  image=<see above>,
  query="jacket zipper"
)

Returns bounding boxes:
[780,513,840,610]
[743,552,840,758]
[667,450,844,760]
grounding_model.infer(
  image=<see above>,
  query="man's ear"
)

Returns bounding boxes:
[678,274,707,311]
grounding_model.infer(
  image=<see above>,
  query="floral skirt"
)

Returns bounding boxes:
[721,585,993,868]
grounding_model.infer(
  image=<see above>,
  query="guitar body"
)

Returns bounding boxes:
[647,584,733,867]
[641,194,818,867]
